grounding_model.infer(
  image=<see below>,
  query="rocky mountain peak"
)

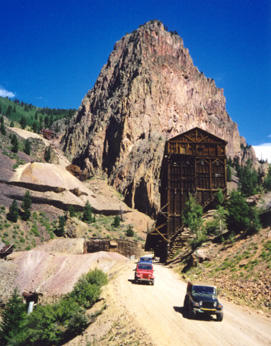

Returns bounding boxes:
[62,20,255,216]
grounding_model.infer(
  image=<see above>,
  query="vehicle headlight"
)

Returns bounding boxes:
[199,301,203,306]
[194,302,200,307]
[213,301,217,307]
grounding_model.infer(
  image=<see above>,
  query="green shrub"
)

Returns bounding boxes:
[182,194,206,248]
[68,205,75,217]
[226,190,261,234]
[264,166,271,191]
[64,309,89,338]
[21,190,32,221]
[0,289,27,345]
[25,304,63,345]
[24,139,31,155]
[237,159,259,196]
[82,201,93,223]
[69,278,101,309]
[31,224,40,237]
[7,199,19,222]
[85,268,108,286]
[205,219,218,235]
[126,225,134,237]
[0,269,107,345]
[182,194,203,232]
[68,269,107,309]
[227,165,232,181]
[44,146,51,162]
[211,206,228,236]
[10,134,19,153]
[112,215,121,227]
[55,215,66,236]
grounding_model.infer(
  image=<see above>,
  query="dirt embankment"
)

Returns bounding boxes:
[0,239,128,304]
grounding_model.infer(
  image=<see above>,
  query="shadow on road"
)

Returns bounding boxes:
[173,306,215,322]
[128,279,154,286]
[173,306,186,317]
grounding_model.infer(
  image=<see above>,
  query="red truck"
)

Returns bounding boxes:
[134,262,154,285]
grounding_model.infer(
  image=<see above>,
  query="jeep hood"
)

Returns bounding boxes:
[192,294,218,303]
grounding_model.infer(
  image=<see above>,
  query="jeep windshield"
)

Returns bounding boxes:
[192,285,216,297]
[137,264,152,270]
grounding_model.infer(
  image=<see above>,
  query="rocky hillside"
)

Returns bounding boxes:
[62,20,256,216]
[0,125,153,252]
[178,226,271,313]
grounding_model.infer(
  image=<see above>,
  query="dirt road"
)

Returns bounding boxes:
[112,261,271,346]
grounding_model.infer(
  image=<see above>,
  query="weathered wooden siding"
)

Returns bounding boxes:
[86,238,143,258]
[146,127,227,261]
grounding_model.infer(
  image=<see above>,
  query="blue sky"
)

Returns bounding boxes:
[1,0,270,159]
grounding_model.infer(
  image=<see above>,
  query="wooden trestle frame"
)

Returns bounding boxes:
[147,127,227,261]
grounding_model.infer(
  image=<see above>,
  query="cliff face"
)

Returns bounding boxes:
[62,20,251,216]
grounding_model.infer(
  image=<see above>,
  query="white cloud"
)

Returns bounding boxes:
[253,143,271,163]
[0,87,15,98]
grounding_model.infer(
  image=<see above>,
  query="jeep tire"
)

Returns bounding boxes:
[188,302,193,319]
[216,312,223,321]
[183,295,189,317]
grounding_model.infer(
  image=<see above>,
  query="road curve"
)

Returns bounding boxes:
[113,261,271,346]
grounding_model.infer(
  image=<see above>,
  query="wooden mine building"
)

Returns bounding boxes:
[146,127,227,261]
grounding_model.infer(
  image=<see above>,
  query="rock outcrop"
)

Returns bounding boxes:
[62,20,255,216]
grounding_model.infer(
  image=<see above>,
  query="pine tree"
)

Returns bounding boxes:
[44,115,50,128]
[126,225,134,237]
[112,215,121,227]
[264,166,271,191]
[226,190,261,234]
[6,105,12,116]
[44,146,51,162]
[0,289,27,345]
[7,200,19,222]
[82,201,93,223]
[21,190,32,220]
[68,205,75,217]
[216,188,225,206]
[0,116,6,135]
[20,115,27,129]
[227,165,232,182]
[238,160,259,196]
[55,215,66,236]
[182,194,206,248]
[32,121,38,133]
[11,135,18,153]
[24,139,31,155]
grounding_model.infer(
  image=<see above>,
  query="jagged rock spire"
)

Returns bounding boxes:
[62,20,246,215]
